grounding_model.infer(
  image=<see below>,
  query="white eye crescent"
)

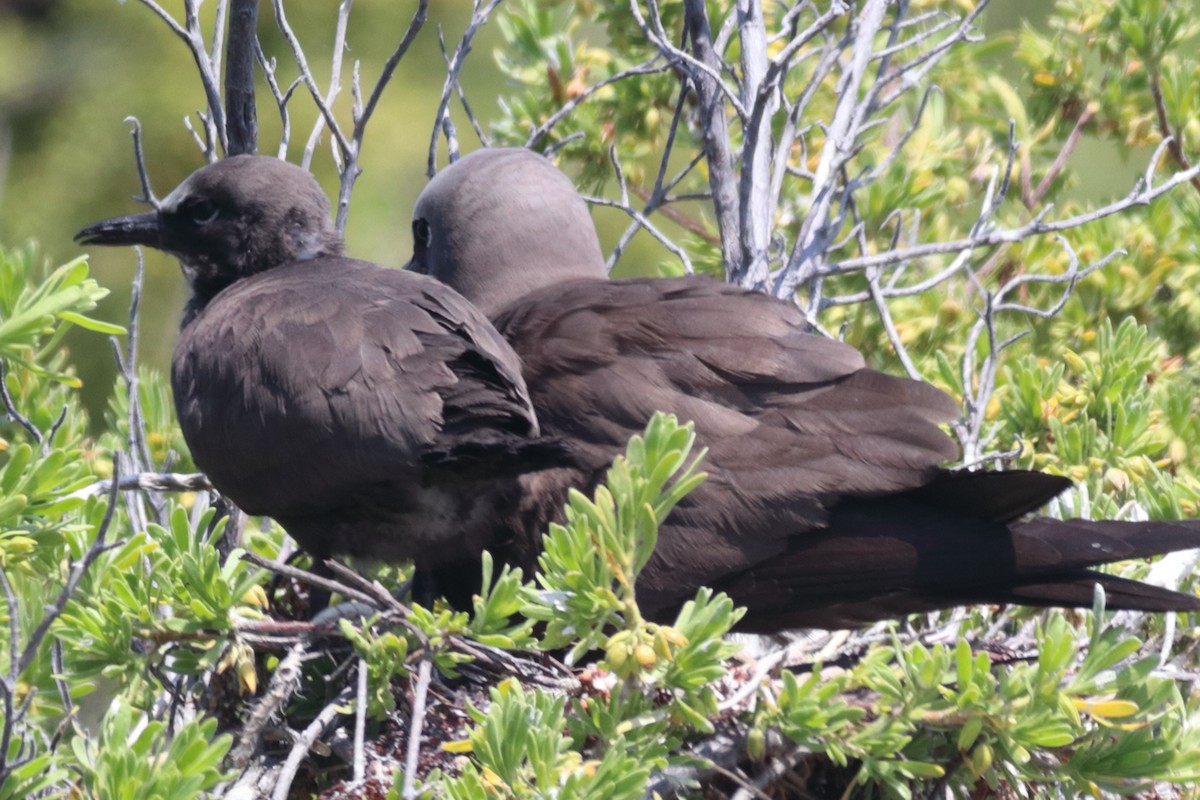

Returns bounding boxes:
[188,201,220,226]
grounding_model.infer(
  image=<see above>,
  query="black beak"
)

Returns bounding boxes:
[74,211,162,248]
[402,257,424,274]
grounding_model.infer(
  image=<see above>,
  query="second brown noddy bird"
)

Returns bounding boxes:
[75,155,571,585]
[409,147,1200,630]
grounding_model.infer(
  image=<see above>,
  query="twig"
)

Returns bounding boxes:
[241,551,380,609]
[270,0,350,166]
[813,156,1200,278]
[867,264,922,381]
[125,117,158,207]
[588,146,695,273]
[427,0,503,177]
[1025,105,1095,209]
[43,405,68,455]
[718,648,787,713]
[0,359,42,444]
[136,0,226,157]
[299,0,352,171]
[272,685,354,800]
[587,195,695,274]
[66,471,213,500]
[352,657,368,785]
[208,0,229,84]
[780,0,888,292]
[355,0,429,143]
[436,27,487,156]
[256,45,297,159]
[401,655,433,799]
[115,250,168,525]
[19,465,124,678]
[331,0,429,230]
[525,58,668,150]
[50,641,74,743]
[1149,68,1200,195]
[0,567,21,777]
[324,560,410,616]
[441,115,460,164]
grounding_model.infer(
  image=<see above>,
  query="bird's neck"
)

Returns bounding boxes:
[473,258,604,317]
[179,235,344,327]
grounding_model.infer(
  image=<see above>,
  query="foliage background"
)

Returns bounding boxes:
[0,0,1112,420]
[4,0,1200,797]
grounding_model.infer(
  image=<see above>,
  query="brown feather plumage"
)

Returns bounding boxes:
[411,148,1200,629]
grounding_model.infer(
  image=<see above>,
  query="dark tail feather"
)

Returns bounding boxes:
[992,517,1200,613]
[727,512,1200,631]
[1011,517,1200,574]
[990,569,1200,613]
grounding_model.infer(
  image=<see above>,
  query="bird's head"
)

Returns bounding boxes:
[408,148,606,316]
[76,155,343,302]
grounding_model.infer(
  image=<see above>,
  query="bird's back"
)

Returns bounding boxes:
[172,258,551,566]
[490,275,972,609]
[487,274,1200,627]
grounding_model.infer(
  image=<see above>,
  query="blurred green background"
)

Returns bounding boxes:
[0,0,518,420]
[0,0,1112,424]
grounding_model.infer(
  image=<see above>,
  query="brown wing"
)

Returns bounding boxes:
[171,258,548,563]
[493,275,962,611]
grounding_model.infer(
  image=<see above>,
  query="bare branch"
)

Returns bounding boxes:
[437,28,488,151]
[352,657,368,785]
[676,0,742,279]
[400,655,433,800]
[427,0,503,177]
[299,0,353,170]
[732,0,780,288]
[125,118,158,207]
[780,0,889,293]
[146,0,226,157]
[815,157,1200,280]
[356,0,429,141]
[587,195,695,274]
[1149,68,1200,196]
[240,551,380,609]
[633,0,749,120]
[225,0,259,156]
[0,567,21,778]
[19,467,124,677]
[0,360,42,445]
[270,0,351,164]
[231,643,307,769]
[867,265,923,381]
[66,471,213,501]
[209,0,229,80]
[873,1,989,110]
[257,46,297,159]
[272,685,354,800]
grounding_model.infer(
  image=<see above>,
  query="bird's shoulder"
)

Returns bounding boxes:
[171,258,541,483]
[494,274,957,438]
[181,259,527,405]
[488,274,963,553]
[494,275,867,385]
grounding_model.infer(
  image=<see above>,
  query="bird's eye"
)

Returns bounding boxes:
[186,201,220,226]
[413,218,431,248]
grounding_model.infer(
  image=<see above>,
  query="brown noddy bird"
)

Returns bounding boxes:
[408,147,1200,630]
[76,155,571,585]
